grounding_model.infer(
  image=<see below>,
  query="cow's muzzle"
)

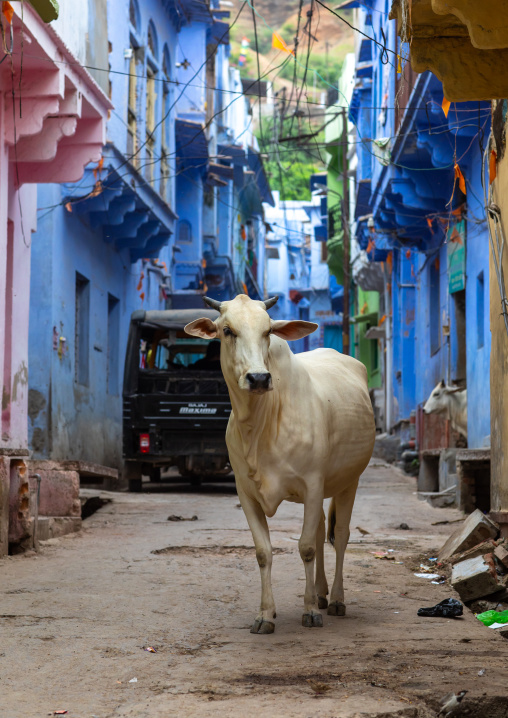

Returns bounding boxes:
[246,372,272,393]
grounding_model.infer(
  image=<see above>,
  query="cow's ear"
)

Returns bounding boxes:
[184,318,217,339]
[271,320,318,341]
[440,379,446,388]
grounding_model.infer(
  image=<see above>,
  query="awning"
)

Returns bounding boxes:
[355,179,372,220]
[162,0,213,30]
[176,119,209,168]
[208,20,229,46]
[62,143,177,263]
[247,148,274,206]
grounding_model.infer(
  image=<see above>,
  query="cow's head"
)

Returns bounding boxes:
[184,294,317,394]
[423,379,462,415]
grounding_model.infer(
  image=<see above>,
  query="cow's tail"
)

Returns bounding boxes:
[327,498,336,547]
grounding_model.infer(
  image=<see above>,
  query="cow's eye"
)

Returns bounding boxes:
[223,326,235,337]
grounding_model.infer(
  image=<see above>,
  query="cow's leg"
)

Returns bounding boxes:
[315,509,328,609]
[238,488,276,634]
[300,495,324,628]
[328,482,358,616]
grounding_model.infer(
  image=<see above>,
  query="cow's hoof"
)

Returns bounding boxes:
[250,619,275,634]
[302,611,323,628]
[327,601,346,616]
[318,595,328,609]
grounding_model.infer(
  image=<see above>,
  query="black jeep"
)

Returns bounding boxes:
[122,309,231,491]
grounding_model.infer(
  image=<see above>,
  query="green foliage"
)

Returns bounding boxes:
[276,52,343,90]
[256,118,326,201]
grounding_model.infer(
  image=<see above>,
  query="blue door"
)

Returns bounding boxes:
[324,325,342,352]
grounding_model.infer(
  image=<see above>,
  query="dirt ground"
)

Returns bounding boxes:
[1,462,508,718]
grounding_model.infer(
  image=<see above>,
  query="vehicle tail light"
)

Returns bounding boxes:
[139,433,150,454]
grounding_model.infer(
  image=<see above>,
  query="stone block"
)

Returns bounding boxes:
[37,470,80,517]
[439,449,458,492]
[494,544,508,570]
[451,554,504,601]
[439,508,499,561]
[37,516,81,541]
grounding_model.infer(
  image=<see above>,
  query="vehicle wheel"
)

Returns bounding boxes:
[128,478,143,492]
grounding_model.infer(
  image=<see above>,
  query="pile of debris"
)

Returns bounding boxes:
[439,509,508,635]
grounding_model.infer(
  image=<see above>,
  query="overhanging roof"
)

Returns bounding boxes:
[62,143,177,263]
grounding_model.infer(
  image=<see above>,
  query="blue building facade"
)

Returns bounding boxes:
[348,0,491,448]
[28,0,272,468]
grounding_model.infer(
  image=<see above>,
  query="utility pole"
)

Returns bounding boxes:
[341,108,350,356]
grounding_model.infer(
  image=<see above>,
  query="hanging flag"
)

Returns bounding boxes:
[397,55,402,74]
[238,53,246,67]
[139,292,145,302]
[93,156,104,180]
[137,272,144,292]
[65,202,73,213]
[454,163,466,195]
[405,249,411,259]
[272,32,294,56]
[2,1,14,24]
[426,217,434,234]
[442,96,451,117]
[489,150,497,184]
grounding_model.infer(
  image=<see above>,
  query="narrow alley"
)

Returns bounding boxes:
[2,463,507,718]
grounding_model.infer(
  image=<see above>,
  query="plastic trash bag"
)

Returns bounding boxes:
[417,598,463,618]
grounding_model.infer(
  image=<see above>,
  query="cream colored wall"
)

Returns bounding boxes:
[488,150,508,513]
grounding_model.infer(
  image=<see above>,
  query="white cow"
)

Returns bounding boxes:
[185,294,375,633]
[423,380,468,439]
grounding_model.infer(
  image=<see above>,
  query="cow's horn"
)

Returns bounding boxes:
[264,296,279,310]
[203,296,222,311]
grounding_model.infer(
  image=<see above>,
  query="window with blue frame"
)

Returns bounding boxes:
[107,294,120,395]
[75,273,90,386]
[146,22,159,188]
[177,220,192,244]
[477,271,485,349]
[429,257,441,355]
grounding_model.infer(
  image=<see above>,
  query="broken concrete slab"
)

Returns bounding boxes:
[494,544,508,570]
[439,508,499,561]
[449,538,498,565]
[451,554,504,601]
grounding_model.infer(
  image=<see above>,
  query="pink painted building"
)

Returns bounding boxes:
[0,3,111,554]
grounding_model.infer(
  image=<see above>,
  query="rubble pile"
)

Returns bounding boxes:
[439,510,508,636]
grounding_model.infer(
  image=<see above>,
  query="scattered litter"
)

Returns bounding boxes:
[419,563,437,572]
[53,713,68,716]
[476,609,508,627]
[373,590,381,593]
[414,573,442,580]
[167,515,198,522]
[144,646,157,653]
[431,518,464,526]
[478,668,486,676]
[398,523,411,530]
[129,677,138,683]
[371,551,395,560]
[428,557,438,562]
[431,577,446,584]
[356,526,370,536]
[417,598,463,618]
[236,503,242,508]
[394,561,404,565]
[393,611,400,614]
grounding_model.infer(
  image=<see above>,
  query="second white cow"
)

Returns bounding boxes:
[423,380,468,439]
[185,294,375,634]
